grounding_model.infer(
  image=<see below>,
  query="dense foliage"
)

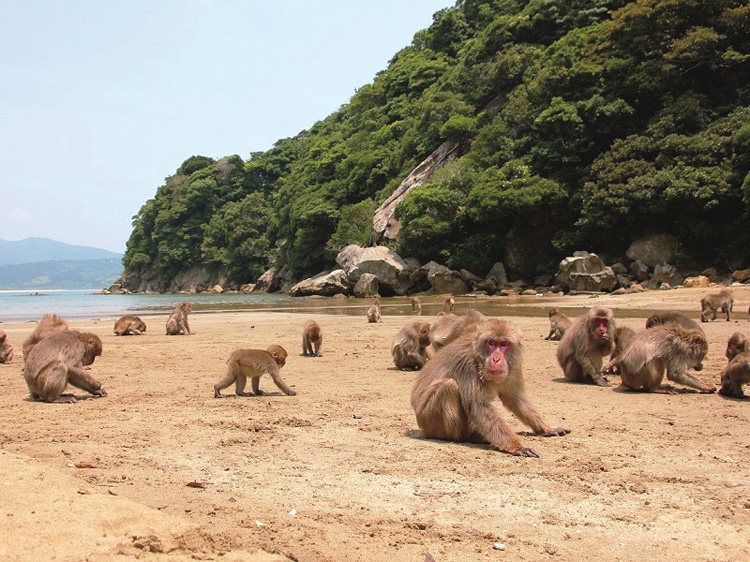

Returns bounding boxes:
[124,0,750,286]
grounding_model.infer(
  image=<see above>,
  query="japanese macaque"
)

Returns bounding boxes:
[646,311,705,370]
[557,307,615,386]
[725,332,749,362]
[114,315,147,336]
[0,331,14,363]
[719,351,750,398]
[411,319,570,457]
[23,331,105,403]
[410,296,422,315]
[166,302,192,335]
[700,288,734,322]
[214,345,294,398]
[391,321,431,370]
[22,313,69,360]
[544,307,571,341]
[603,326,636,374]
[428,310,486,351]
[610,325,714,393]
[366,299,382,323]
[443,296,455,312]
[302,320,323,357]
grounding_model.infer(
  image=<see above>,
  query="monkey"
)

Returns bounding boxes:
[214,345,294,398]
[166,302,192,335]
[544,307,572,341]
[700,288,733,322]
[410,296,422,315]
[645,311,706,370]
[443,296,455,312]
[0,331,14,363]
[557,307,615,386]
[302,319,323,357]
[114,315,147,336]
[725,332,749,362]
[391,321,431,370]
[603,325,636,374]
[719,351,750,398]
[22,313,69,360]
[366,299,382,323]
[428,310,486,351]
[410,318,570,457]
[609,325,715,393]
[23,330,105,403]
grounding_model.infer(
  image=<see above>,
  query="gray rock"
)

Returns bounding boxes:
[289,270,352,297]
[555,252,617,292]
[336,244,412,296]
[626,234,679,267]
[353,273,380,298]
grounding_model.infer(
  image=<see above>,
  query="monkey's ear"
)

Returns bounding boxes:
[87,337,98,346]
[270,350,279,358]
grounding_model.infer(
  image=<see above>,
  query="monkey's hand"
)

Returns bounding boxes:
[699,385,716,394]
[511,447,540,458]
[93,388,107,397]
[540,427,570,437]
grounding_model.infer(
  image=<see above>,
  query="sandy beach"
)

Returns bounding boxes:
[0,287,749,561]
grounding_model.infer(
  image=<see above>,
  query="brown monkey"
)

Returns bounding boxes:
[428,310,486,351]
[22,313,69,360]
[410,296,422,315]
[0,331,14,363]
[646,311,706,370]
[23,331,105,403]
[411,318,570,457]
[603,326,636,374]
[725,332,749,362]
[392,321,431,370]
[700,288,733,322]
[544,307,572,341]
[443,296,455,312]
[557,307,615,386]
[302,319,323,357]
[166,302,192,335]
[719,351,750,398]
[114,315,147,336]
[366,299,382,323]
[214,345,294,397]
[610,325,714,393]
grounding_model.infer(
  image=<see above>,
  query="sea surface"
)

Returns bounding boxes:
[0,289,357,323]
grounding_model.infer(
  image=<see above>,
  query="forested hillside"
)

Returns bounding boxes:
[123,0,750,290]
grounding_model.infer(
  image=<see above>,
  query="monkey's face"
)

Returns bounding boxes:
[482,337,511,380]
[593,316,611,340]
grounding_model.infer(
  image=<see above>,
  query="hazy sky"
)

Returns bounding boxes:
[0,1,450,254]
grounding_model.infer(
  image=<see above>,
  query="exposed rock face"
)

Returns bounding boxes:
[372,140,459,243]
[253,268,281,293]
[336,245,412,296]
[121,265,166,293]
[626,234,679,268]
[168,265,217,293]
[555,252,617,292]
[289,270,352,297]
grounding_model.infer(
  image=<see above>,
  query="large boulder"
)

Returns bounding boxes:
[253,267,281,293]
[626,234,679,268]
[353,273,380,298]
[648,263,684,289]
[412,261,471,295]
[336,245,412,296]
[289,270,352,297]
[555,252,617,292]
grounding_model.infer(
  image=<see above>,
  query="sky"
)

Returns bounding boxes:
[0,0,450,254]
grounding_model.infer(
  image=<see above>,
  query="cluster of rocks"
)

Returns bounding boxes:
[105,233,742,297]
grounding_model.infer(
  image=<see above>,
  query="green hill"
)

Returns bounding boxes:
[122,0,750,287]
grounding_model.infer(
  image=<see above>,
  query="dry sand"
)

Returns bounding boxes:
[0,287,749,561]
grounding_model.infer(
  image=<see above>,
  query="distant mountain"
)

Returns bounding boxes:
[0,238,123,289]
[0,237,121,266]
[0,258,123,290]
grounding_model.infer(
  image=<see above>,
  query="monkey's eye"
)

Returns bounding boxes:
[487,339,509,350]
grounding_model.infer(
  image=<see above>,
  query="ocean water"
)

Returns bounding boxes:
[0,290,307,323]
